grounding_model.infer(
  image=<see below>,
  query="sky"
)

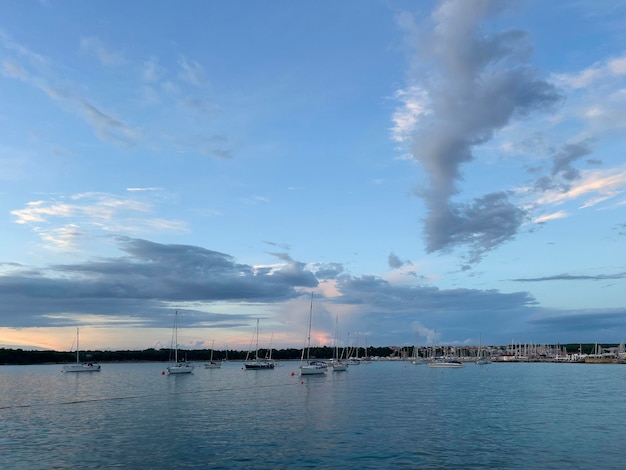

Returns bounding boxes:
[1,0,626,353]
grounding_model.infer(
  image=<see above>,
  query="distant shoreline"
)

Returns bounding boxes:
[1,343,625,366]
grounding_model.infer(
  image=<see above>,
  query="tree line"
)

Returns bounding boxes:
[0,346,396,365]
[1,343,618,365]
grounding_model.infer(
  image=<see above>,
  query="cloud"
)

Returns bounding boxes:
[78,98,139,146]
[388,252,405,269]
[80,37,126,66]
[390,86,430,143]
[0,235,619,345]
[179,56,205,85]
[1,59,28,79]
[142,56,163,82]
[511,272,626,282]
[0,30,48,66]
[0,237,317,329]
[533,166,626,209]
[396,0,562,265]
[1,39,139,147]
[532,211,567,224]
[553,53,626,89]
[424,191,527,265]
[11,192,186,250]
[527,309,626,340]
[550,141,592,180]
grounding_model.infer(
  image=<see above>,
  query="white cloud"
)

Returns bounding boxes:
[534,167,626,208]
[142,56,162,82]
[553,53,626,89]
[80,37,126,66]
[390,85,430,143]
[179,56,205,85]
[11,193,187,250]
[532,211,568,224]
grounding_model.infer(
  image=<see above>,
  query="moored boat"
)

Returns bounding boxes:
[299,293,327,376]
[204,340,222,369]
[428,359,465,368]
[167,311,194,375]
[244,319,275,370]
[62,328,101,373]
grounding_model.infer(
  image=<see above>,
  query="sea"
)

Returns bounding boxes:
[1,360,624,469]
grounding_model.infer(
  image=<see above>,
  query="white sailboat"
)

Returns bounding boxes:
[411,339,424,365]
[428,359,465,368]
[299,293,327,376]
[62,328,101,372]
[244,319,275,370]
[166,311,194,375]
[475,334,491,365]
[428,340,465,368]
[204,340,222,369]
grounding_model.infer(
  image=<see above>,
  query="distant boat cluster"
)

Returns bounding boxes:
[392,341,626,365]
[59,312,626,374]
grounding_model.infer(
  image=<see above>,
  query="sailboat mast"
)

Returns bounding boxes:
[306,293,313,361]
[174,311,178,363]
[335,314,339,359]
[76,328,80,364]
[255,318,260,361]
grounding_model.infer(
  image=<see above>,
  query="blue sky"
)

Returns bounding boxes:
[1,0,625,352]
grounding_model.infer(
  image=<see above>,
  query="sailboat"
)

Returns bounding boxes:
[204,340,222,369]
[264,332,283,367]
[166,311,195,375]
[62,328,101,372]
[411,339,425,365]
[475,334,491,365]
[428,339,465,368]
[346,332,361,365]
[330,315,347,372]
[299,293,327,376]
[244,319,275,370]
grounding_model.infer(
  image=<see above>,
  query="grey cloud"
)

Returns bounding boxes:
[1,236,620,345]
[511,272,626,282]
[527,309,626,341]
[313,263,344,280]
[388,253,405,269]
[79,99,139,146]
[0,237,316,328]
[424,191,527,264]
[334,274,535,313]
[550,141,592,180]
[408,0,561,265]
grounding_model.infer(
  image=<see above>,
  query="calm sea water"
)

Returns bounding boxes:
[1,361,624,469]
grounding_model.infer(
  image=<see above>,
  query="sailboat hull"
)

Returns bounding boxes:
[299,365,327,375]
[61,328,101,372]
[244,361,275,369]
[62,363,101,372]
[330,360,348,371]
[428,361,465,368]
[167,363,195,374]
